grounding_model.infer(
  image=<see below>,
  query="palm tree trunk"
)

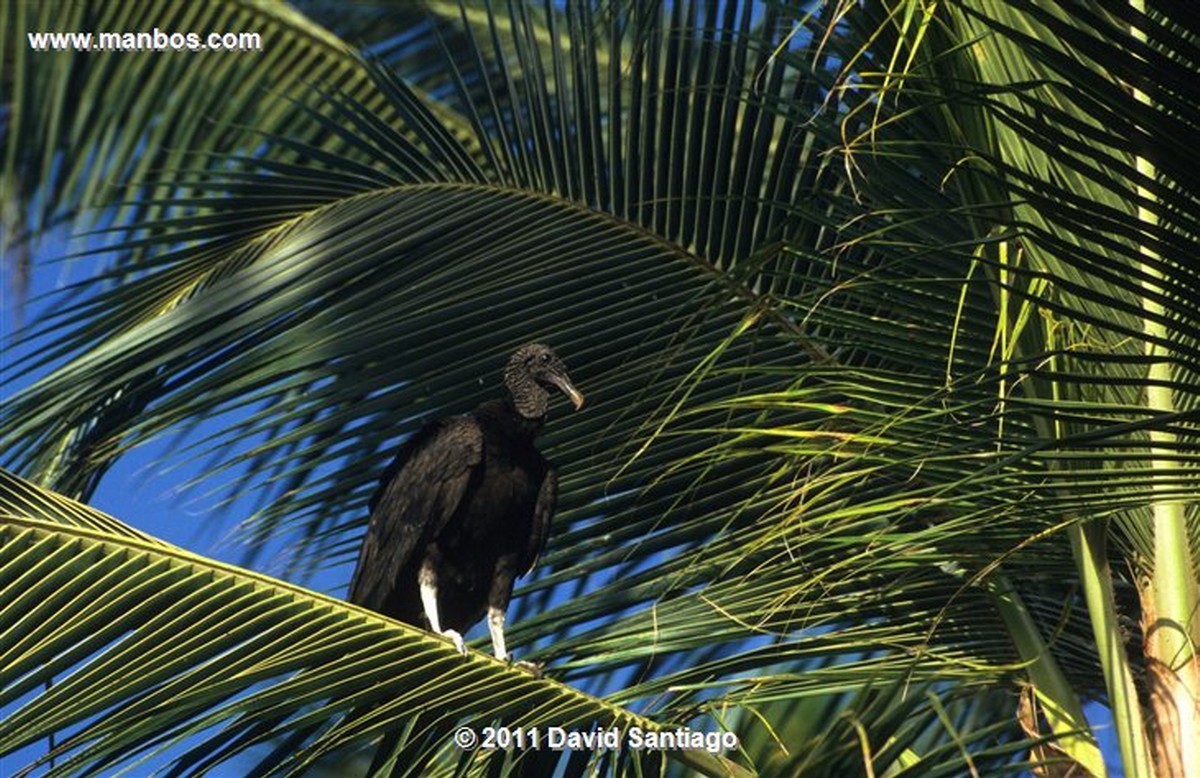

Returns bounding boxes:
[1130,5,1200,774]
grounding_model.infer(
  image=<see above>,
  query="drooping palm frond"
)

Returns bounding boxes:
[1,2,1045,773]
[747,1,1200,774]
[2,0,847,611]
[0,467,747,778]
[5,0,1199,775]
[0,0,481,310]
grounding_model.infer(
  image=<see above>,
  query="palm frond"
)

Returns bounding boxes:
[0,467,744,778]
[6,1,1200,775]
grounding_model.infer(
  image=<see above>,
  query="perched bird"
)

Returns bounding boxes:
[349,343,584,662]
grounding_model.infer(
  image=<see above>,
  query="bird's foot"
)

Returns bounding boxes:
[441,629,467,655]
[513,659,544,678]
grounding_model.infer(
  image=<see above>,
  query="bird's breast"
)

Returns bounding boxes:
[439,448,544,554]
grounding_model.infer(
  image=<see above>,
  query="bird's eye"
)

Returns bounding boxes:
[540,353,551,364]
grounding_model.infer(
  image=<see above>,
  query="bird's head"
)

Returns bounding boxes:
[504,343,584,419]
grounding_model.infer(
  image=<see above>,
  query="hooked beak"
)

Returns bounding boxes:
[548,374,585,411]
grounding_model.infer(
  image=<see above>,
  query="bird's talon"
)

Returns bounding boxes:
[514,659,544,678]
[442,629,467,655]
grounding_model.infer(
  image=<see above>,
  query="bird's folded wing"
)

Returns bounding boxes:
[348,415,484,610]
[523,466,557,575]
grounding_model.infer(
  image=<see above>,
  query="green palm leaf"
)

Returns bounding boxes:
[4,0,1199,775]
[0,467,747,777]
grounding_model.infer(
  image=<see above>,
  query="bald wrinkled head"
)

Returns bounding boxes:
[504,343,584,419]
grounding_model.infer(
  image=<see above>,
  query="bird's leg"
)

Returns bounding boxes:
[418,555,466,654]
[487,557,519,662]
[487,557,541,676]
[486,609,540,676]
[487,606,508,662]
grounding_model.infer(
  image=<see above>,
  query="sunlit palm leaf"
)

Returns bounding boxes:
[0,468,746,778]
[5,0,1200,776]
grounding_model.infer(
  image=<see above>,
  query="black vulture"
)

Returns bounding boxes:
[348,343,584,662]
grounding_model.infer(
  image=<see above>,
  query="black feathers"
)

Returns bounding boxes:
[348,343,583,660]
